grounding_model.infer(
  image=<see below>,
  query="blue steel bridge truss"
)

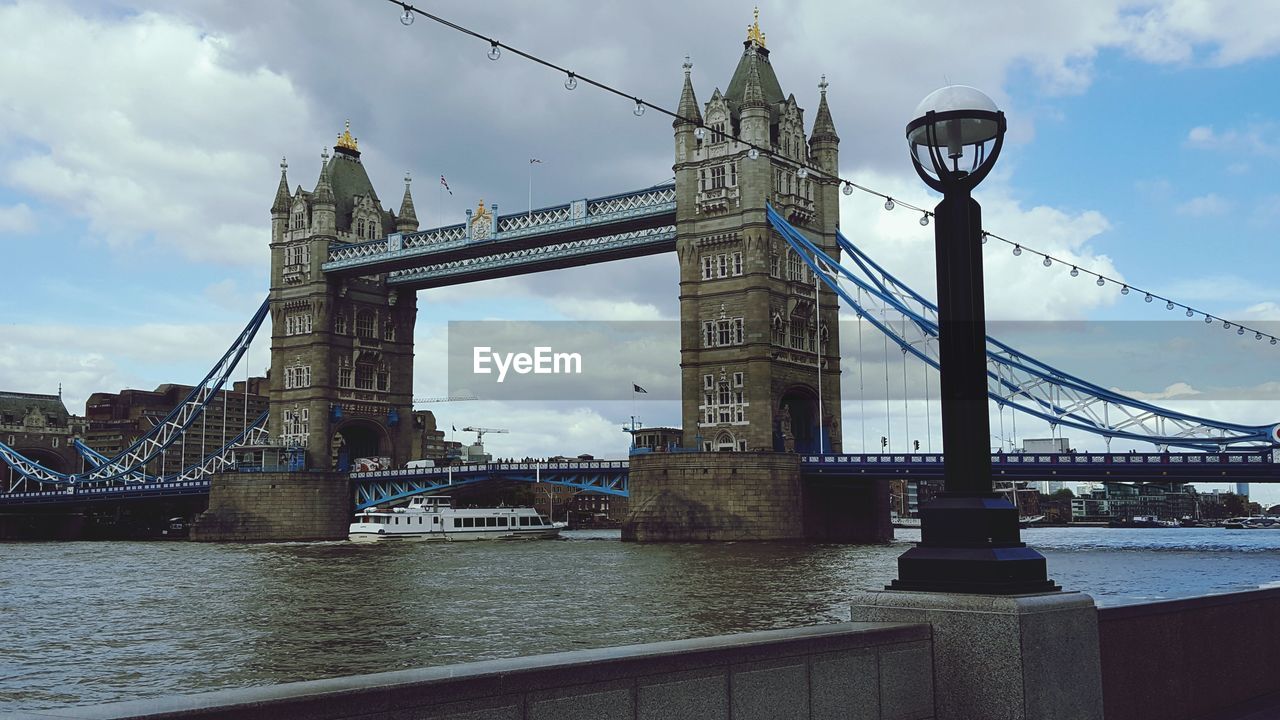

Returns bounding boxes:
[767,205,1280,452]
[351,461,630,511]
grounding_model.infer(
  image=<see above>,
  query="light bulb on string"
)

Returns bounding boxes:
[694,127,705,140]
[797,167,809,179]
[1120,285,1130,295]
[1042,257,1052,267]
[488,41,501,60]
[1272,338,1277,346]
[1166,301,1175,310]
[747,148,759,160]
[1223,320,1231,329]
[1144,293,1153,303]
[633,99,645,116]
[981,232,988,244]
[1096,277,1106,287]
[400,6,414,25]
[919,213,929,226]
[564,73,577,90]
[1070,266,1079,277]
[1012,245,1022,256]
[1256,332,1264,341]
[884,198,895,211]
[1238,327,1246,336]
[1186,308,1194,317]
[1205,315,1213,324]
[842,183,853,196]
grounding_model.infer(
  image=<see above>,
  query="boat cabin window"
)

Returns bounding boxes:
[498,517,507,526]
[462,518,474,528]
[520,517,530,526]
[486,517,497,527]
[433,517,439,524]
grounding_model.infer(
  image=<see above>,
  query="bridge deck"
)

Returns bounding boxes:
[3,452,1275,508]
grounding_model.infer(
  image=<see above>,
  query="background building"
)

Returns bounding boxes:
[84,378,269,475]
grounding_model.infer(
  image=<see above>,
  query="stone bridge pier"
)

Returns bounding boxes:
[622,452,891,543]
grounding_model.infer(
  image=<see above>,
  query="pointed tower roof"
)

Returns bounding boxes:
[313,148,335,206]
[397,172,418,230]
[271,157,292,215]
[724,9,785,120]
[812,75,839,143]
[674,56,702,128]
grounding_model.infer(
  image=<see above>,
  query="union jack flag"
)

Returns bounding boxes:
[440,175,452,195]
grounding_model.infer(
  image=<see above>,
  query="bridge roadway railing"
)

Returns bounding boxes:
[322,184,676,280]
[0,478,212,506]
[801,450,1279,481]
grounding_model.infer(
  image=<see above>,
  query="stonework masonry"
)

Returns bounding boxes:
[623,452,803,541]
[190,471,350,542]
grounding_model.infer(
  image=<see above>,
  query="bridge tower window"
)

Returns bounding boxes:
[355,310,376,339]
[355,364,375,390]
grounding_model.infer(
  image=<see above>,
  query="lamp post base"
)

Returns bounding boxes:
[889,494,1059,595]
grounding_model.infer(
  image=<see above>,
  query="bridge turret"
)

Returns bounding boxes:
[396,173,419,233]
[737,50,771,149]
[809,76,839,176]
[271,157,291,243]
[311,152,337,237]
[673,56,702,164]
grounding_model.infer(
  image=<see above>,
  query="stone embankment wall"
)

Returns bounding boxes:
[1097,586,1280,720]
[190,471,350,542]
[13,623,934,720]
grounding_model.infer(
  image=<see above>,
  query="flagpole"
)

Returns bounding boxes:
[528,160,532,220]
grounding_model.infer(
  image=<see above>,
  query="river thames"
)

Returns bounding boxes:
[3,527,1280,713]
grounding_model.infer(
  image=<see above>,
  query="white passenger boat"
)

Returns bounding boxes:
[349,496,564,542]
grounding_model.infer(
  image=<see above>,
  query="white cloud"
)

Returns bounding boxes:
[836,169,1120,322]
[0,2,319,267]
[0,203,34,233]
[1176,192,1230,216]
[1184,122,1280,157]
[1108,381,1202,401]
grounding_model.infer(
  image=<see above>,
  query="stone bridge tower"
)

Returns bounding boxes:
[267,123,418,471]
[673,13,843,455]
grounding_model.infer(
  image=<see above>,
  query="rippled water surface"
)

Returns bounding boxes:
[3,527,1279,712]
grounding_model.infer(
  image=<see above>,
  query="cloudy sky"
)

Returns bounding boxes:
[1,1,1278,500]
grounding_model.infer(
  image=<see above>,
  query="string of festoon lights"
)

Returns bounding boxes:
[389,0,1278,348]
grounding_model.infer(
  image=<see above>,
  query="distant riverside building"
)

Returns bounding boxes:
[412,411,447,462]
[84,378,270,474]
[0,390,86,475]
[1104,482,1198,521]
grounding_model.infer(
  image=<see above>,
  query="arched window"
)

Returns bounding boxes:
[357,219,366,237]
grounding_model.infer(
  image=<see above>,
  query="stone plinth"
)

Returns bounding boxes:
[190,471,350,542]
[850,590,1103,720]
[622,452,803,542]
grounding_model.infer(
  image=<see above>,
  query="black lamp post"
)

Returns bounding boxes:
[889,86,1057,594]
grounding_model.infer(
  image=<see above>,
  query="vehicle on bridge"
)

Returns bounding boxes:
[349,495,562,542]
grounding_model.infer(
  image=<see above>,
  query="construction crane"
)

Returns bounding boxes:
[461,426,508,444]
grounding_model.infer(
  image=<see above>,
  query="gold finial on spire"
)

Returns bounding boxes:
[336,119,359,152]
[474,199,489,218]
[746,7,766,48]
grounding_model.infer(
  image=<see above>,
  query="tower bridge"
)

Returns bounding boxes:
[1,14,1277,541]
